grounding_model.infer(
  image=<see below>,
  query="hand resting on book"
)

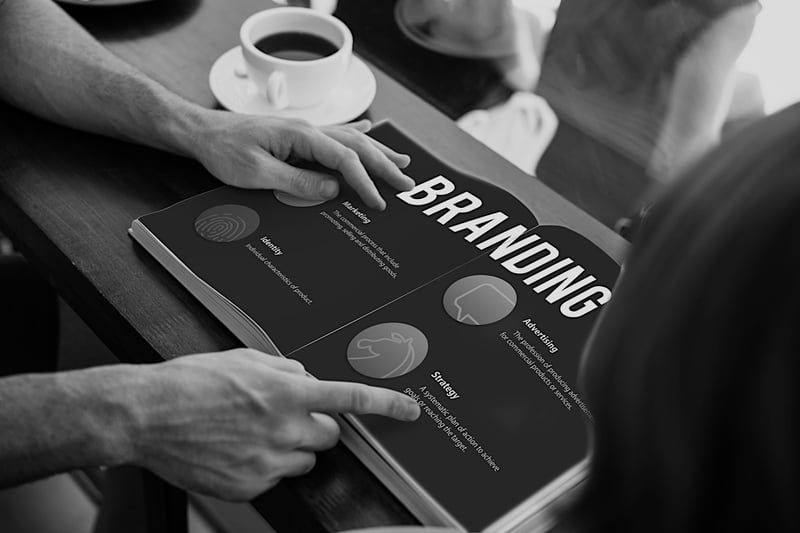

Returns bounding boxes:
[0,0,414,213]
[188,117,416,211]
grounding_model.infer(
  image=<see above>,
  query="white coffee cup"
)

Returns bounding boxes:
[240,7,353,109]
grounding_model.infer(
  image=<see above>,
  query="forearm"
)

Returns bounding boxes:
[0,0,202,156]
[0,365,137,488]
[0,0,414,207]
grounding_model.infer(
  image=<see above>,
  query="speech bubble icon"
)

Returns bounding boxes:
[443,275,517,326]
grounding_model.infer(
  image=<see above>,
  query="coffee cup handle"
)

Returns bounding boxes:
[265,71,288,110]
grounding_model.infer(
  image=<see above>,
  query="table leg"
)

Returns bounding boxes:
[143,470,188,533]
[93,467,187,533]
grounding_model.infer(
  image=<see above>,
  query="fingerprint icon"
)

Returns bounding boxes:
[347,323,429,379]
[194,204,260,243]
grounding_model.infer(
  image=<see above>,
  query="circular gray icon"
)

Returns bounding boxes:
[347,323,429,379]
[443,275,517,326]
[194,204,260,242]
[274,190,328,208]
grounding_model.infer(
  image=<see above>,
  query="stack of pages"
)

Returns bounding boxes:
[130,122,621,532]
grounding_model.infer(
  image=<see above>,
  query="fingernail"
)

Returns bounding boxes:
[404,399,421,421]
[348,119,371,131]
[401,175,416,190]
[321,181,339,198]
[398,154,411,168]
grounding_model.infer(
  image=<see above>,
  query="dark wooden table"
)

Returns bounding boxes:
[0,0,628,531]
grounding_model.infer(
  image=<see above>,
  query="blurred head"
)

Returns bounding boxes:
[548,0,757,91]
[563,103,800,532]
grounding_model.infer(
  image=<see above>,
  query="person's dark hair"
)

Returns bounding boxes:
[559,102,800,532]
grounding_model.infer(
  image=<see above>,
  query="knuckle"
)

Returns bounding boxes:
[258,451,283,475]
[262,476,280,492]
[243,348,263,359]
[349,385,373,413]
[322,421,341,448]
[347,131,372,150]
[232,482,262,501]
[250,472,279,496]
[286,359,306,374]
[270,376,304,403]
[286,118,314,140]
[285,452,317,477]
[215,484,241,501]
[388,395,407,419]
[341,147,360,165]
[214,473,261,502]
[253,462,285,492]
[289,117,313,130]
[300,453,317,475]
[286,377,307,401]
[274,425,302,448]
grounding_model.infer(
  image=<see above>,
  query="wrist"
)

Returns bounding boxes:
[60,365,145,468]
[155,97,218,160]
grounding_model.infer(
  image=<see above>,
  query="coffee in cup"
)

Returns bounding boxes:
[240,7,353,109]
[253,31,339,61]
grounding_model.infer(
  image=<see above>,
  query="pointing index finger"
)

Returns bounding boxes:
[302,380,421,421]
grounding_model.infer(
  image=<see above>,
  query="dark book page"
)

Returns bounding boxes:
[136,122,620,530]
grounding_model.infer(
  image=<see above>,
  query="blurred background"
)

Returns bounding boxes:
[1,0,799,532]
[737,0,800,113]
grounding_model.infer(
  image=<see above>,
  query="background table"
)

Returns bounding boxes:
[335,0,652,229]
[0,0,626,530]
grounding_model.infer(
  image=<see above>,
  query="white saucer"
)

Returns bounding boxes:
[395,0,555,59]
[395,0,515,58]
[209,47,377,126]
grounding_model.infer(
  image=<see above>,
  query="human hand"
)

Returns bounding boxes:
[189,113,414,210]
[126,349,420,500]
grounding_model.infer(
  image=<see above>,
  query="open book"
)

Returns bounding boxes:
[130,122,621,532]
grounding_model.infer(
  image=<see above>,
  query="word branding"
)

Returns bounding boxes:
[397,176,612,318]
